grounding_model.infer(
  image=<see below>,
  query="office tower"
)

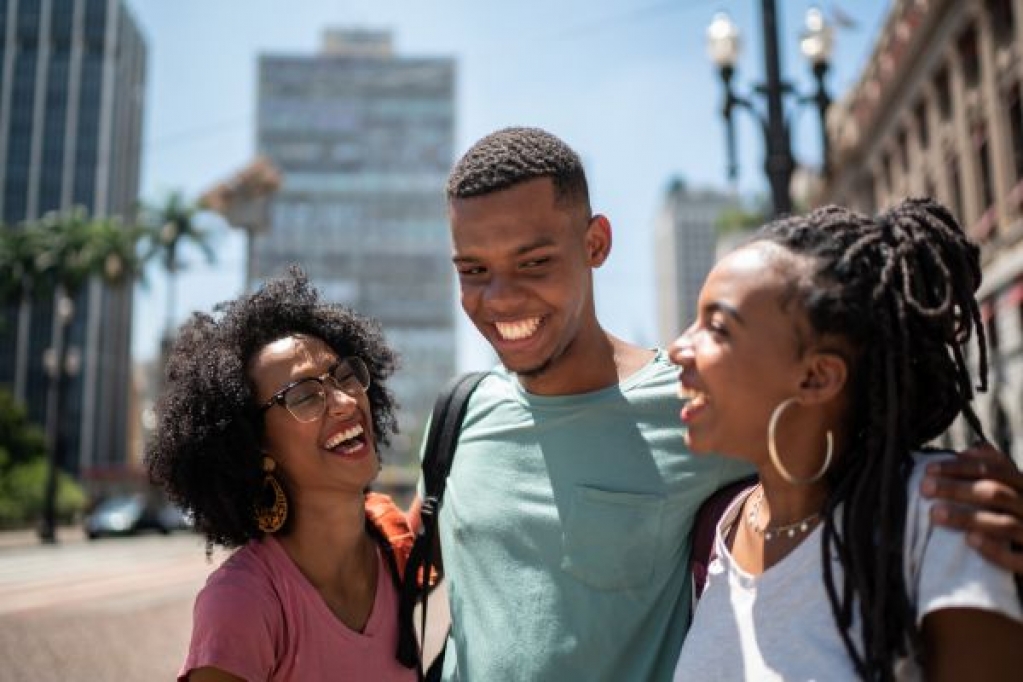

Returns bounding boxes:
[256,29,456,462]
[0,0,146,476]
[654,178,737,345]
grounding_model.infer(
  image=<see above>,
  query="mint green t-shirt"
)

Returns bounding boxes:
[435,351,752,681]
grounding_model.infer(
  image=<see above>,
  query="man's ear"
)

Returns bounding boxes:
[798,351,848,405]
[585,214,612,267]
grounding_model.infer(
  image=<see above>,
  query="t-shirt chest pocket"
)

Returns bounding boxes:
[560,486,665,590]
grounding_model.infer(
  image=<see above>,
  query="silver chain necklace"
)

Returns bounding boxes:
[745,486,820,541]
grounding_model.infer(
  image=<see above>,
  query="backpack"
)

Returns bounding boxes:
[397,371,489,681]
[365,491,416,582]
[689,476,757,611]
[363,491,424,675]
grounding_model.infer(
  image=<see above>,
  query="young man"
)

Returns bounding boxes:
[429,126,1023,680]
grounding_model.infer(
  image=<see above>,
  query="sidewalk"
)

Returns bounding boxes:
[0,524,83,550]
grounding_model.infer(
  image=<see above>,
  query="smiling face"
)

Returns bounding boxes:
[450,177,610,394]
[669,243,816,463]
[249,334,378,498]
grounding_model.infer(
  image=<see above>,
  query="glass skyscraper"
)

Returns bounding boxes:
[0,0,146,477]
[256,29,456,464]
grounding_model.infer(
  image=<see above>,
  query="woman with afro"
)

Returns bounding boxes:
[671,198,1023,680]
[147,267,419,681]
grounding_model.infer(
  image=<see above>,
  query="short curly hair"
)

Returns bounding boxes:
[145,267,399,551]
[447,126,591,216]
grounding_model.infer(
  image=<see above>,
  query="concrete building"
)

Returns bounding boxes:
[0,0,147,477]
[255,29,456,464]
[653,178,738,345]
[822,0,1023,463]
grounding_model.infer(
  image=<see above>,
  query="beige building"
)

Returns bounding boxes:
[822,0,1023,463]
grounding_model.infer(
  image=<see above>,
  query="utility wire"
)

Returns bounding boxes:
[144,115,251,152]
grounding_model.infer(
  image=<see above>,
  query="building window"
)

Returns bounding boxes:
[915,100,929,150]
[935,67,953,122]
[1011,86,1023,183]
[17,0,41,42]
[986,0,1015,49]
[1017,285,1023,338]
[992,401,1013,457]
[897,128,910,175]
[958,25,981,90]
[987,305,1000,352]
[949,155,965,223]
[975,125,996,212]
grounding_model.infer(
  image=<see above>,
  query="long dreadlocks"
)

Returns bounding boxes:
[751,197,988,681]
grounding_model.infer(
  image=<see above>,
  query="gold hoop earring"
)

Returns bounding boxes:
[256,456,288,534]
[768,397,833,485]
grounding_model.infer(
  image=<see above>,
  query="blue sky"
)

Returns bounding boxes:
[127,0,892,370]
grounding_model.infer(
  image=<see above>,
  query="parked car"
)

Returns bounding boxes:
[156,500,194,532]
[84,493,191,539]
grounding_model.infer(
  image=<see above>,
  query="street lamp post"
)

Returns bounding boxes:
[707,1,834,217]
[39,289,77,543]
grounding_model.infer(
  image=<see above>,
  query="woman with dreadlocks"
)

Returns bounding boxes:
[669,198,1022,680]
[146,267,419,682]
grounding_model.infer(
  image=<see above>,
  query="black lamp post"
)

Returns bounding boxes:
[39,289,78,543]
[707,2,834,217]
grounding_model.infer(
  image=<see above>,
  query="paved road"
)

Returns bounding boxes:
[0,529,450,681]
[0,531,223,681]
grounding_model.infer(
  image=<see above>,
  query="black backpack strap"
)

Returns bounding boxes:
[397,371,488,677]
[423,371,487,506]
[424,634,448,682]
[689,475,757,611]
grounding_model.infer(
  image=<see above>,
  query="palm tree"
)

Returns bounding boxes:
[0,223,50,391]
[3,209,147,541]
[27,207,148,542]
[142,191,215,352]
[0,221,48,303]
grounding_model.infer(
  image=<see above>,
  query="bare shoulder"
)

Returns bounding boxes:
[609,334,657,381]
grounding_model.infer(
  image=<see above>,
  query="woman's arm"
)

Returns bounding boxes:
[923,608,1023,681]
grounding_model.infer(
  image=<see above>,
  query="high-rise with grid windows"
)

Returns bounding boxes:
[0,0,146,477]
[653,179,737,347]
[256,29,456,464]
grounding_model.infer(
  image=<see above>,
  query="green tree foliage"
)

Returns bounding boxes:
[0,223,47,303]
[0,388,86,527]
[0,388,47,468]
[141,191,216,342]
[0,209,147,532]
[715,195,772,237]
[33,208,149,295]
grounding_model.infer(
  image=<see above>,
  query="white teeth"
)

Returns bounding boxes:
[495,317,541,341]
[677,387,705,405]
[325,424,364,450]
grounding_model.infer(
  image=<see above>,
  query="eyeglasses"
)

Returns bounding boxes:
[259,357,371,423]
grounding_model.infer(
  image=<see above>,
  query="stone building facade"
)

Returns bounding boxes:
[822,0,1023,463]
